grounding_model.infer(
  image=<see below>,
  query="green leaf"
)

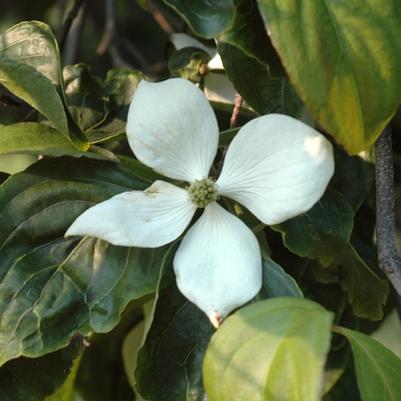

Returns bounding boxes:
[162,0,234,38]
[257,0,401,154]
[0,21,61,85]
[335,326,401,401]
[333,245,389,320]
[260,257,303,298]
[272,191,354,266]
[216,0,302,116]
[0,59,68,134]
[118,155,166,184]
[218,43,302,116]
[218,0,282,72]
[135,266,213,401]
[330,147,374,210]
[0,157,170,366]
[0,339,83,401]
[204,297,333,401]
[0,123,116,160]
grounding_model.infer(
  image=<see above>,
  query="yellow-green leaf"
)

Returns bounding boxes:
[204,297,333,401]
[257,0,401,154]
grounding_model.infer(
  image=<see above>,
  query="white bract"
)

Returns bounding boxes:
[66,78,334,327]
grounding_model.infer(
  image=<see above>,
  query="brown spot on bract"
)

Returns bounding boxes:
[210,311,223,329]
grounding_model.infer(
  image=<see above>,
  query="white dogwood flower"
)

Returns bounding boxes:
[66,78,334,327]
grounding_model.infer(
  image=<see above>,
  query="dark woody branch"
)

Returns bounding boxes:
[375,124,401,295]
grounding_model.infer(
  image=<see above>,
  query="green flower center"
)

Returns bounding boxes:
[187,178,219,208]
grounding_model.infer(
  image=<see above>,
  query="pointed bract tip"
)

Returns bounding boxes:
[210,311,223,329]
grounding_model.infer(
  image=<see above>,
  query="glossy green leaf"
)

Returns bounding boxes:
[0,157,170,366]
[335,326,401,401]
[162,0,234,38]
[257,0,401,154]
[0,339,83,401]
[218,43,302,116]
[135,267,213,401]
[204,297,333,401]
[260,257,303,298]
[216,0,302,116]
[0,59,68,134]
[0,123,116,160]
[273,191,354,266]
[333,245,389,320]
[218,0,282,72]
[0,21,61,85]
[118,155,166,184]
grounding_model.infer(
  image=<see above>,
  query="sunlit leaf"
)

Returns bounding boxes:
[0,123,116,160]
[335,326,401,401]
[257,0,401,154]
[204,297,333,401]
[0,21,61,85]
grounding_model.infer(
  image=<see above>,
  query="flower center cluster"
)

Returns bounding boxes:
[188,178,219,208]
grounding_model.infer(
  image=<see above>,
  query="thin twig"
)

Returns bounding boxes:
[375,125,401,295]
[57,0,68,29]
[121,38,153,74]
[63,3,87,65]
[96,0,133,68]
[97,0,117,55]
[148,0,174,35]
[58,0,87,50]
[229,95,243,128]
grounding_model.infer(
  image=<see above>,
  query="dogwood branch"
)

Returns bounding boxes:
[375,124,401,295]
